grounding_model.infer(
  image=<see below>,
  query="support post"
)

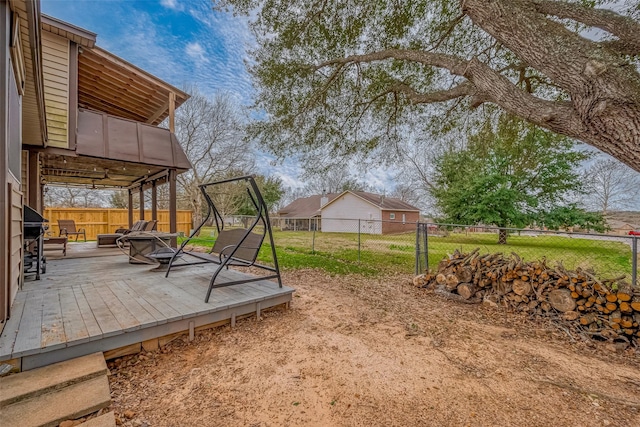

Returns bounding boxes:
[28,150,40,210]
[139,186,145,220]
[127,189,133,228]
[632,237,638,288]
[358,219,361,262]
[169,168,177,247]
[424,222,429,272]
[415,222,420,275]
[168,92,176,133]
[151,181,157,221]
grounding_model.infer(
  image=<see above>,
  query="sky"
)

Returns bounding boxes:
[41,0,396,193]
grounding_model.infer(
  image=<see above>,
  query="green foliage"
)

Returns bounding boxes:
[215,0,627,172]
[431,115,602,233]
[236,174,285,214]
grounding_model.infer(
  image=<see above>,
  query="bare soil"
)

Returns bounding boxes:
[108,270,640,427]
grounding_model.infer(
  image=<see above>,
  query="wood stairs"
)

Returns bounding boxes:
[0,353,114,427]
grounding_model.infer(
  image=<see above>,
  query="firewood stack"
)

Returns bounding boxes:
[415,249,640,346]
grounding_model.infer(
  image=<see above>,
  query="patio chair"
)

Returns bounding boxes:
[165,175,282,303]
[115,220,148,234]
[143,220,158,231]
[58,219,86,242]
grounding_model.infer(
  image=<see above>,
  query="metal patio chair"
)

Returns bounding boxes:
[57,219,86,242]
[165,175,282,303]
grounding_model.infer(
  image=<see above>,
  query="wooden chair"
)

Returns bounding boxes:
[165,175,282,303]
[57,219,86,242]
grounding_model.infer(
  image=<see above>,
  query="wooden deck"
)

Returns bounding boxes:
[0,246,293,370]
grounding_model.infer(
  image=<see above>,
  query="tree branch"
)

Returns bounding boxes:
[531,0,640,54]
[313,48,587,142]
[389,81,475,104]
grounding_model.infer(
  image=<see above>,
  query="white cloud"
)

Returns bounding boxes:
[185,42,208,64]
[160,0,183,11]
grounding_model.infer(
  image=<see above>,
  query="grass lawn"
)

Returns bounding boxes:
[179,228,635,280]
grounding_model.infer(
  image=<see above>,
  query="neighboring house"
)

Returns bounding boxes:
[321,191,420,235]
[277,193,339,231]
[607,220,638,236]
[1,1,191,324]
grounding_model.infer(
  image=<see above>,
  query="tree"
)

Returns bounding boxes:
[431,116,603,243]
[173,87,254,227]
[44,186,110,208]
[220,0,640,173]
[236,174,285,215]
[584,156,640,214]
[301,165,375,195]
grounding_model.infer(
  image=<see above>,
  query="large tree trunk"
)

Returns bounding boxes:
[462,0,640,171]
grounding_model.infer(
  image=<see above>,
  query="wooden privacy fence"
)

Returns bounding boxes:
[43,208,193,240]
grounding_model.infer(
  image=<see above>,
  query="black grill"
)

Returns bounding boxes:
[23,206,48,280]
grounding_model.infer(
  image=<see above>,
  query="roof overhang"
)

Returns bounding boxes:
[37,109,191,189]
[41,14,96,48]
[78,46,189,124]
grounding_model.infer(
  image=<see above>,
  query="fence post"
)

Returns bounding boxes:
[415,223,420,275]
[358,219,361,262]
[424,222,429,272]
[633,237,638,288]
[312,226,316,254]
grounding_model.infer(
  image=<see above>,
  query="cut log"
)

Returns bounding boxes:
[445,274,459,291]
[563,311,579,321]
[548,289,577,312]
[606,293,618,303]
[631,301,640,312]
[457,283,477,300]
[436,274,446,285]
[456,266,473,283]
[619,301,633,314]
[512,279,531,296]
[579,313,598,326]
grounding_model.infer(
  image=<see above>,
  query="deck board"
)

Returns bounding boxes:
[94,282,142,332]
[0,292,26,356]
[40,289,67,350]
[110,280,163,326]
[71,286,104,340]
[121,278,182,322]
[80,285,125,338]
[12,292,45,356]
[58,287,90,345]
[0,247,294,367]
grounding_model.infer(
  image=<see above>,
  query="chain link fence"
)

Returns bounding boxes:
[416,223,638,287]
[205,216,638,284]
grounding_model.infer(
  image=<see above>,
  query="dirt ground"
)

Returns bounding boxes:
[108,269,640,427]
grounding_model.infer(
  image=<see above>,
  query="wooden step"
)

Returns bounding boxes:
[79,411,116,427]
[0,352,108,407]
[0,375,112,427]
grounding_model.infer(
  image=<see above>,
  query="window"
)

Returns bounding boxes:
[402,214,406,224]
[389,213,395,220]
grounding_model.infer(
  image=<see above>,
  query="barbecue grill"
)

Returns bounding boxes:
[23,206,48,280]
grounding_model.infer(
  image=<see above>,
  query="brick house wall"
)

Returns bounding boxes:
[381,210,419,234]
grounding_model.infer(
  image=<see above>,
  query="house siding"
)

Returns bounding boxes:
[321,193,382,234]
[1,0,24,323]
[42,30,69,148]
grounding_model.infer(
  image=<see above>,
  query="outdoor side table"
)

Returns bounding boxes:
[43,236,67,256]
[126,233,177,264]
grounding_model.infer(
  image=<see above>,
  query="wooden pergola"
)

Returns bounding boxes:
[30,15,191,238]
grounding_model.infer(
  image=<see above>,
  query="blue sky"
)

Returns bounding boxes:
[41,0,396,193]
[43,0,254,104]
